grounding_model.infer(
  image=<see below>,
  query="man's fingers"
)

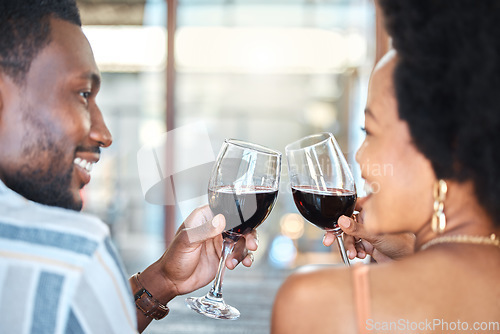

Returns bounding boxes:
[226,236,249,269]
[241,252,254,267]
[226,230,259,269]
[245,230,259,252]
[185,214,226,243]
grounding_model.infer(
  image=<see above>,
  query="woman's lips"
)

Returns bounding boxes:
[363,181,375,196]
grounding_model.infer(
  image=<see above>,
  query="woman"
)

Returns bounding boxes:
[272,1,500,333]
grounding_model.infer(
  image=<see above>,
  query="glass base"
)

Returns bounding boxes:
[186,295,240,320]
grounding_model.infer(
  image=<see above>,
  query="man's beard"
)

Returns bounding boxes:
[4,160,82,211]
[3,106,83,211]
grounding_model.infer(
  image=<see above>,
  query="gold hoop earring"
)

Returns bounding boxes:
[431,179,447,234]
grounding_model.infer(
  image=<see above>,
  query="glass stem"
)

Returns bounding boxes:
[332,225,350,266]
[336,235,351,266]
[208,238,235,300]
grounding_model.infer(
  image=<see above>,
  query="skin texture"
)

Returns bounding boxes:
[271,52,500,334]
[0,17,258,333]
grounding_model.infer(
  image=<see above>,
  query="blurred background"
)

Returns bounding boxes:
[78,0,388,332]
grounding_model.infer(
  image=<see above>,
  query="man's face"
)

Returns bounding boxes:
[0,18,112,211]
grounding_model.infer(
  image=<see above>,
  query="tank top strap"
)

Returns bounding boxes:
[352,264,371,334]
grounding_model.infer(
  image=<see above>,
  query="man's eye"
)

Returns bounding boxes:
[80,92,91,99]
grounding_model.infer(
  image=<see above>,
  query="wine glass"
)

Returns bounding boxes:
[286,132,356,266]
[186,139,281,319]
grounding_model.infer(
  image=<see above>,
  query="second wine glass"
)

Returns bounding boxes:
[286,132,356,266]
[186,139,281,319]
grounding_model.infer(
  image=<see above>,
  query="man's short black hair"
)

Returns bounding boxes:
[379,0,500,226]
[0,0,81,83]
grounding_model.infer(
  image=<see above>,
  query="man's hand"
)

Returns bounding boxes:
[159,205,258,296]
[322,197,415,263]
[135,205,258,332]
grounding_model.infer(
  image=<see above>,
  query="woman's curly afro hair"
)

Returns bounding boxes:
[379,0,500,226]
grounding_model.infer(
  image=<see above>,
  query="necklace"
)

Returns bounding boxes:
[420,233,500,251]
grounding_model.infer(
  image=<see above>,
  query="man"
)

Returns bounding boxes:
[0,1,257,333]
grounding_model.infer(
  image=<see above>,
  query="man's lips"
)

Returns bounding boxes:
[74,157,94,173]
[73,154,99,186]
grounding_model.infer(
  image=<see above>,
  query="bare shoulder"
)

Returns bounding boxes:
[368,249,500,323]
[272,249,500,334]
[271,264,357,334]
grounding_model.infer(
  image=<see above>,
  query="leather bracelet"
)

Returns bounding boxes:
[130,272,169,320]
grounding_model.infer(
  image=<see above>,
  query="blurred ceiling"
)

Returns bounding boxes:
[76,0,356,25]
[77,0,147,25]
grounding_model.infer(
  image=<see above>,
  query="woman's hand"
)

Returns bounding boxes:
[322,197,415,263]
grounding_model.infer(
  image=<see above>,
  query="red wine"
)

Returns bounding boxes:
[292,186,356,230]
[208,185,278,236]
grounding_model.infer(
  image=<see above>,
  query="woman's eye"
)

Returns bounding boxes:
[360,126,371,136]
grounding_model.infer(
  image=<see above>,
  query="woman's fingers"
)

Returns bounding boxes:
[323,215,361,259]
[355,239,367,259]
[323,214,372,260]
[338,215,365,237]
[322,231,337,247]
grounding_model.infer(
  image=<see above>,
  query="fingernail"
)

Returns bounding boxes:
[231,259,238,267]
[347,250,351,259]
[338,217,350,229]
[212,215,221,227]
[322,235,327,244]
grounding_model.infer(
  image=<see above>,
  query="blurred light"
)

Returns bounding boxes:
[176,27,367,74]
[139,120,166,147]
[83,26,166,72]
[269,235,297,269]
[345,32,367,67]
[304,101,338,128]
[83,26,366,74]
[280,213,305,240]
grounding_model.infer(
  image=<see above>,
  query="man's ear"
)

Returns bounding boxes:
[0,71,8,119]
[0,71,12,122]
[0,73,4,117]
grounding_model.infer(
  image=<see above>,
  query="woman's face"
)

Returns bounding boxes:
[356,53,436,234]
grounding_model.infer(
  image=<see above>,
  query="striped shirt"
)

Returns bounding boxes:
[0,181,138,333]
